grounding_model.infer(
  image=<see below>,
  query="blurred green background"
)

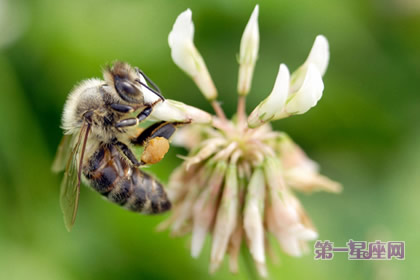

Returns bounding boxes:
[0,0,419,279]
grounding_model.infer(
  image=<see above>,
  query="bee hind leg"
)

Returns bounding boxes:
[113,140,141,167]
[131,121,185,165]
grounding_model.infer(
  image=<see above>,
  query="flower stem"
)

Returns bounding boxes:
[211,100,228,122]
[237,95,247,127]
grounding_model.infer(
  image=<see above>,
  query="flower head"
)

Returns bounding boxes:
[160,6,341,277]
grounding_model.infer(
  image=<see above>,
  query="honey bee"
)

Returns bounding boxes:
[52,61,181,231]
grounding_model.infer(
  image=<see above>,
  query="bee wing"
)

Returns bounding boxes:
[52,134,73,173]
[60,122,91,232]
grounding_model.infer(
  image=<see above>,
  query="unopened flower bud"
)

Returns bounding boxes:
[237,5,259,96]
[169,9,218,100]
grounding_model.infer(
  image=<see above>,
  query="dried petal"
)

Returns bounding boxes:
[280,137,342,193]
[184,138,226,170]
[227,177,246,273]
[170,124,204,149]
[243,168,266,275]
[191,161,227,258]
[210,164,238,273]
[227,222,243,273]
[266,190,317,257]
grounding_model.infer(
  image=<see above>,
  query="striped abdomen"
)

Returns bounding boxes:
[83,144,171,214]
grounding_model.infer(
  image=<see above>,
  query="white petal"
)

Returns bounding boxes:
[168,9,196,76]
[289,35,329,93]
[305,35,330,76]
[237,5,260,95]
[239,5,259,65]
[285,64,324,115]
[150,99,212,124]
[168,9,194,47]
[248,64,290,127]
[136,71,161,105]
[168,9,217,100]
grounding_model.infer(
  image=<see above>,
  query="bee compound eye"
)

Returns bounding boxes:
[116,80,137,95]
[114,76,144,103]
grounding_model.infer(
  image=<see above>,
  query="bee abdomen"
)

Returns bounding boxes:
[124,168,171,214]
[84,145,171,214]
[108,177,132,205]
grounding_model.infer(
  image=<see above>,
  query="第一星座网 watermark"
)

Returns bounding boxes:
[314,240,405,260]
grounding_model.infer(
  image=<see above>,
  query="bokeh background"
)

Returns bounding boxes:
[0,0,419,279]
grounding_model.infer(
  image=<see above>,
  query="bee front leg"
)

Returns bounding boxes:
[110,103,135,114]
[114,105,153,128]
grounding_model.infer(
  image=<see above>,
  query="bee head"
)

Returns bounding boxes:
[104,61,144,104]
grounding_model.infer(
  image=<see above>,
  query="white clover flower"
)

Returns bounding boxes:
[160,6,341,277]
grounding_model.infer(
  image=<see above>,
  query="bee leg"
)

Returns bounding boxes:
[115,118,138,128]
[131,121,180,146]
[110,103,135,113]
[136,106,153,122]
[114,106,153,128]
[132,121,185,165]
[114,140,141,167]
